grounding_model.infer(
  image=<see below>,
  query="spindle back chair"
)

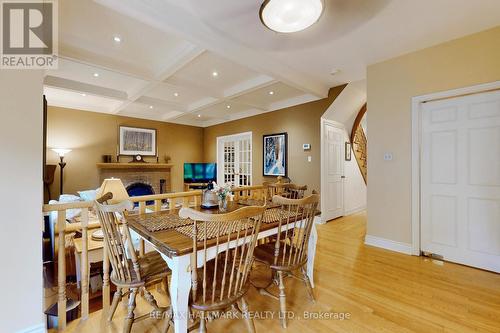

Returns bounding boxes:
[253,193,319,328]
[95,193,171,333]
[179,205,266,333]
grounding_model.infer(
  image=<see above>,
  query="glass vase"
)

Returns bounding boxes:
[218,196,228,212]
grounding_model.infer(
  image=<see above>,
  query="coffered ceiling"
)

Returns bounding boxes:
[44,0,500,127]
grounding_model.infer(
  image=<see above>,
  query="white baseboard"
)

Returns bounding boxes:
[17,323,45,333]
[344,205,366,216]
[365,235,413,255]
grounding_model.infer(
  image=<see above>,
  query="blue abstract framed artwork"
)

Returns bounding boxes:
[263,132,288,177]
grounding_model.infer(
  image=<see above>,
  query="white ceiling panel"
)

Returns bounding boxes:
[165,52,261,95]
[144,82,210,107]
[59,0,188,77]
[198,101,254,119]
[230,82,305,110]
[171,112,220,127]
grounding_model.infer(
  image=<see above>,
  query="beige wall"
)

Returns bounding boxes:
[367,26,500,244]
[203,86,345,193]
[1,71,44,332]
[47,107,204,196]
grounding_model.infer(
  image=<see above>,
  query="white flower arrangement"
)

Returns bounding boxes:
[211,181,232,200]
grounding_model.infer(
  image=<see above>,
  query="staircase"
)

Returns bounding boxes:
[350,104,367,184]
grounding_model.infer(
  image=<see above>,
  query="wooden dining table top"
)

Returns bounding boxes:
[125,201,319,259]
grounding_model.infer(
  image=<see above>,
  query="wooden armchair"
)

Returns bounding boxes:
[253,193,319,328]
[179,205,266,333]
[94,193,171,333]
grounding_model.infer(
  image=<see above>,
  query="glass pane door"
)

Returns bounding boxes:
[217,132,252,187]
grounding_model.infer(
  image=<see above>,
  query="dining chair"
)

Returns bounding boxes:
[232,185,267,202]
[253,193,319,328]
[94,193,172,333]
[179,205,266,333]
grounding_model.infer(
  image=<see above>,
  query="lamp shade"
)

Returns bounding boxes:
[52,148,72,157]
[96,178,130,204]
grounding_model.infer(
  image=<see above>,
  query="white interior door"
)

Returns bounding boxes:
[217,132,252,186]
[421,90,500,272]
[322,120,344,221]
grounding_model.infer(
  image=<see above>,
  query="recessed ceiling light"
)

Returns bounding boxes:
[260,0,324,33]
[269,91,274,95]
[173,92,179,97]
[197,114,201,118]
[330,69,340,75]
[93,72,99,77]
[226,105,231,109]
[149,105,153,109]
[80,93,86,97]
[212,71,219,77]
[113,35,121,43]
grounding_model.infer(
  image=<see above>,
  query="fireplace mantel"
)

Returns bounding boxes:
[96,163,173,169]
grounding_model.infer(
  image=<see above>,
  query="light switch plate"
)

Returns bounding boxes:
[307,156,312,162]
[383,152,393,161]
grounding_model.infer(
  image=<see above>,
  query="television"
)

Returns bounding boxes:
[183,163,217,183]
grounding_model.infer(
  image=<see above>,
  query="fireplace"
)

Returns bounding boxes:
[97,163,173,198]
[126,182,154,206]
[126,182,154,197]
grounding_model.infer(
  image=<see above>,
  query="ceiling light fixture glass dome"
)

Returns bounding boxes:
[260,0,323,33]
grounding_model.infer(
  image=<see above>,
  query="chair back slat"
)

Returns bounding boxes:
[264,182,307,201]
[271,193,319,269]
[94,193,139,284]
[179,206,265,309]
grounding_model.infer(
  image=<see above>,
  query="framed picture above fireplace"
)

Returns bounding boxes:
[119,126,157,156]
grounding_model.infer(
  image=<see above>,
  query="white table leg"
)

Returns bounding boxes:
[307,217,320,288]
[161,254,191,333]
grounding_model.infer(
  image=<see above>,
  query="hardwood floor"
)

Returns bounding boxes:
[54,212,500,332]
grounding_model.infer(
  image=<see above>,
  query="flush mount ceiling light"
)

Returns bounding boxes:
[260,0,323,33]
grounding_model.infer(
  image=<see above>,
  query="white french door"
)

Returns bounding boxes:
[217,132,252,187]
[321,120,345,221]
[421,90,500,272]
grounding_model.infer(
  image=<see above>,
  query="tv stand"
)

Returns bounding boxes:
[184,182,209,191]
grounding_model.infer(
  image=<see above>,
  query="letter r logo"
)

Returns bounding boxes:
[2,2,53,54]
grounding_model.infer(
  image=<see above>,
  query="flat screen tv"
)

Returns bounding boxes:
[184,163,217,183]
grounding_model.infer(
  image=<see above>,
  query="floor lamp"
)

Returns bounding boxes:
[52,148,71,195]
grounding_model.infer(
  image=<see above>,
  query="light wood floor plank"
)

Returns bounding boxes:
[52,212,500,333]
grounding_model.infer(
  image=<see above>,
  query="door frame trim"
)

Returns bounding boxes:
[320,117,345,224]
[410,80,500,256]
[216,131,253,185]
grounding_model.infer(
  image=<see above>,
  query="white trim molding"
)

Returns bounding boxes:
[344,205,366,216]
[410,80,500,256]
[16,323,46,333]
[365,235,413,255]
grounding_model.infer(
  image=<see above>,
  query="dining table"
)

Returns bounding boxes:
[125,200,321,333]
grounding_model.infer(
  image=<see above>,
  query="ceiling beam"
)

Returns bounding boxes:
[44,76,127,100]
